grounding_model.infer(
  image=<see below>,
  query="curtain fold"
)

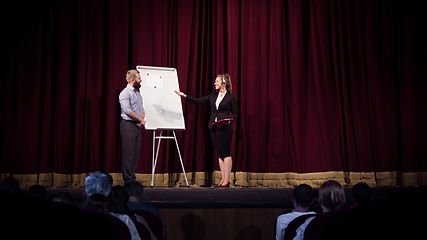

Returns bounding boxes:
[2,0,426,187]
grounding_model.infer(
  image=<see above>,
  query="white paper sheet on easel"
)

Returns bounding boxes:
[137,66,185,130]
[146,73,164,88]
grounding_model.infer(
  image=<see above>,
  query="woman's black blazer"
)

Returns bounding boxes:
[186,92,238,130]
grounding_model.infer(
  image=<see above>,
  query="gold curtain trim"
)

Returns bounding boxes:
[1,171,426,188]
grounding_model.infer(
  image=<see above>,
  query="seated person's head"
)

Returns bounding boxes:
[109,185,130,214]
[124,179,144,198]
[82,171,112,211]
[292,184,314,210]
[0,176,20,195]
[352,182,371,205]
[84,171,112,198]
[318,180,345,212]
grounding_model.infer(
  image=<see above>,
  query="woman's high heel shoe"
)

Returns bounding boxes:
[220,182,230,187]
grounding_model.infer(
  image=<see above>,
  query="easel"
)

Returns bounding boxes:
[151,130,189,187]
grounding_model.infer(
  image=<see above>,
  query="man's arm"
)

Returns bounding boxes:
[131,111,146,128]
[138,112,146,127]
[127,111,144,123]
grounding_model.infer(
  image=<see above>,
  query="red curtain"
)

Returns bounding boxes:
[2,0,426,186]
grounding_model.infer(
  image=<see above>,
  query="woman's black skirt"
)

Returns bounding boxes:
[210,124,233,158]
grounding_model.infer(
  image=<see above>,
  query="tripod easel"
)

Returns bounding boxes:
[150,130,189,187]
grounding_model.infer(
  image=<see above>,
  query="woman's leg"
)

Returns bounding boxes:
[222,156,232,185]
[218,158,225,186]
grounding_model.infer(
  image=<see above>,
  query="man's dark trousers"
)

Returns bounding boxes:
[120,120,142,182]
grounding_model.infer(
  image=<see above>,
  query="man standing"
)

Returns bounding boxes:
[119,70,146,182]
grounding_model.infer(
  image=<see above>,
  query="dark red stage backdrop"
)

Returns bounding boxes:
[2,0,426,187]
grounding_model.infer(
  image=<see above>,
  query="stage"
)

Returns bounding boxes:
[42,185,420,208]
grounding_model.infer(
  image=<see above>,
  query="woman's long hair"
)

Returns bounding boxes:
[218,73,232,94]
[318,180,345,211]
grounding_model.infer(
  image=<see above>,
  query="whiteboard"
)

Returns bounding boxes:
[136,66,185,130]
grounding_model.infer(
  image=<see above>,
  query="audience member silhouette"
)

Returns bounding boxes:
[125,180,164,224]
[317,180,346,212]
[108,185,143,240]
[352,182,371,205]
[0,176,20,195]
[82,171,140,240]
[125,179,164,240]
[293,180,345,240]
[28,184,47,200]
[81,171,112,212]
[276,184,316,240]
